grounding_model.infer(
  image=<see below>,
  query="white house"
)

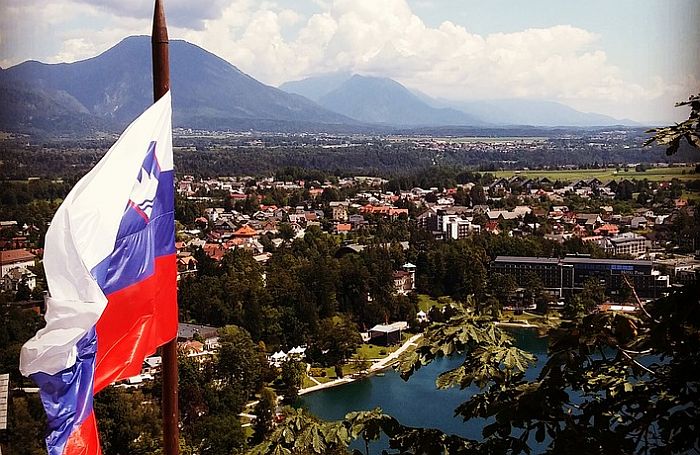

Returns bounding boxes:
[0,249,36,277]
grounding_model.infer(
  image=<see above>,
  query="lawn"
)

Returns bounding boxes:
[354,343,394,360]
[301,375,316,388]
[494,166,697,182]
[307,364,359,383]
[310,370,335,383]
[305,339,408,384]
[417,294,453,313]
[501,310,561,327]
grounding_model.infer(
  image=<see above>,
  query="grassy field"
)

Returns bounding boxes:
[417,294,454,313]
[494,166,698,182]
[354,343,394,360]
[302,375,319,388]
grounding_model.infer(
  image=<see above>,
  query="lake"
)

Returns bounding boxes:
[298,328,549,452]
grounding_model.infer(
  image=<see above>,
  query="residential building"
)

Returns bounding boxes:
[603,232,650,256]
[2,267,37,292]
[393,263,417,295]
[177,323,219,341]
[0,249,36,276]
[367,321,409,346]
[441,214,480,239]
[329,202,349,221]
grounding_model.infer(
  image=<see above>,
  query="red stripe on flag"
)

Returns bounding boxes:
[63,411,101,455]
[93,253,177,393]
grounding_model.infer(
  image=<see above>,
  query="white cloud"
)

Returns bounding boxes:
[180,0,690,117]
[1,0,697,122]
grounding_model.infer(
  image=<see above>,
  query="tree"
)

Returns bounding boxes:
[193,413,246,455]
[0,296,45,384]
[645,93,700,154]
[278,222,295,241]
[94,387,162,455]
[469,184,486,205]
[354,352,372,374]
[280,359,305,403]
[5,395,45,455]
[522,271,546,311]
[252,388,278,444]
[616,180,634,200]
[313,316,362,367]
[488,272,517,309]
[178,354,210,434]
[216,325,267,401]
[484,295,502,320]
[564,277,605,319]
[14,282,31,301]
[248,408,353,455]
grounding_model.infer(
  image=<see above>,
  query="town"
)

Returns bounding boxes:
[2,0,700,451]
[3,153,699,345]
[1,133,699,454]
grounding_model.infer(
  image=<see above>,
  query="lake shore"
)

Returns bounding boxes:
[495,321,536,328]
[298,333,423,396]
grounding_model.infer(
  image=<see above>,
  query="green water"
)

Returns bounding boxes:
[299,328,548,450]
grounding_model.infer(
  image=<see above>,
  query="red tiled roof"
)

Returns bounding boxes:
[233,225,259,237]
[594,224,619,235]
[0,249,36,265]
[203,244,226,261]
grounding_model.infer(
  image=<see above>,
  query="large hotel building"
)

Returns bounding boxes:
[491,255,668,298]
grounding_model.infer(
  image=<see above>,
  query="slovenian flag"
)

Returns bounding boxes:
[19,92,177,455]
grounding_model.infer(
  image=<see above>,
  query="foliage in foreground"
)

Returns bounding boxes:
[645,93,700,155]
[250,283,700,455]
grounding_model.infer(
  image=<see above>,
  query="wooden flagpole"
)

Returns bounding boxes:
[151,2,179,454]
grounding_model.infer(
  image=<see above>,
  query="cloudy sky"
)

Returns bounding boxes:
[1,0,698,123]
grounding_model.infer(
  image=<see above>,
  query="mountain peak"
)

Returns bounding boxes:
[317,74,484,126]
[0,36,357,134]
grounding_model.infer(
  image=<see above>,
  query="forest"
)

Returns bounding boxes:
[2,134,699,180]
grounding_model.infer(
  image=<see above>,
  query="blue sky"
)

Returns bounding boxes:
[1,0,697,123]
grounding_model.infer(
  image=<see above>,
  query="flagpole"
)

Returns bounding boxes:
[152,2,179,455]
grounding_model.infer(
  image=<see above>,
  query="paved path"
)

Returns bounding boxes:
[298,376,354,395]
[369,333,422,372]
[495,321,535,328]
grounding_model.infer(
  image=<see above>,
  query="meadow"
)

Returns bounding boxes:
[494,166,698,182]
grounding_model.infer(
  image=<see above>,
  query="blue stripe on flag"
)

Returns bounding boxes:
[31,327,97,455]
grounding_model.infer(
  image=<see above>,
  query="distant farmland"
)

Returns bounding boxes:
[494,166,698,182]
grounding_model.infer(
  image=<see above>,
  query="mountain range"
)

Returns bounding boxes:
[280,73,638,128]
[0,36,357,134]
[316,75,484,126]
[0,36,638,135]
